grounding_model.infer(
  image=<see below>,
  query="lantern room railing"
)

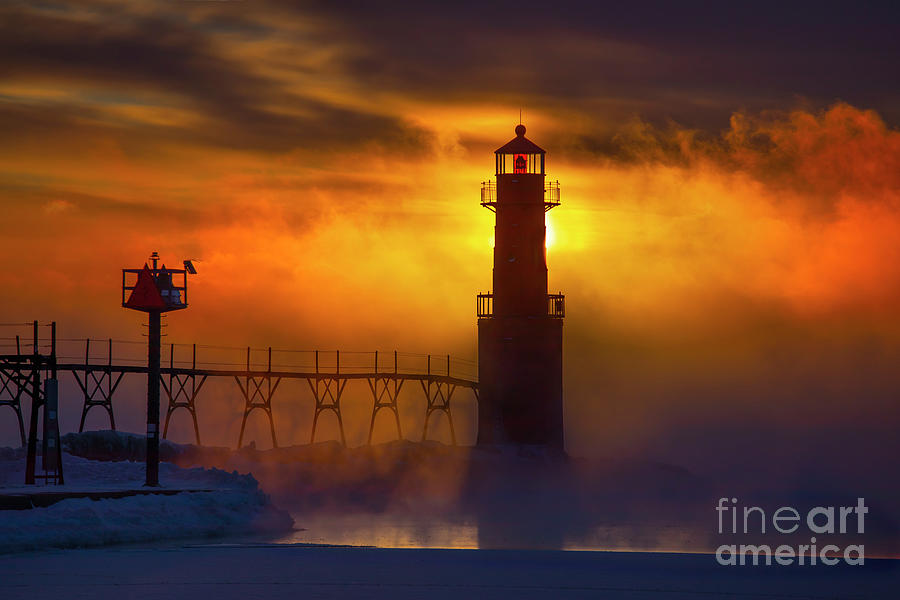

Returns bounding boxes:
[479,180,561,212]
[476,293,565,318]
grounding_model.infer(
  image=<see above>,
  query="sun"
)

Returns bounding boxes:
[545,217,556,249]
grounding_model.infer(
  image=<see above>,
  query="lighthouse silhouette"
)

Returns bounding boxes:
[477,124,565,450]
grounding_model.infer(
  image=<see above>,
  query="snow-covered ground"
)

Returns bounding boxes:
[0,450,293,553]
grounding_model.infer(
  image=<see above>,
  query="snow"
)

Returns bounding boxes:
[0,450,294,553]
[0,446,257,492]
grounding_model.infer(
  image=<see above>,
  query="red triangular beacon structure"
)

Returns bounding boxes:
[124,264,166,312]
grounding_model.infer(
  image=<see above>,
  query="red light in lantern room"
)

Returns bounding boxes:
[514,154,527,174]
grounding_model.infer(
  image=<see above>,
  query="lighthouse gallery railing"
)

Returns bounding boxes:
[476,293,565,318]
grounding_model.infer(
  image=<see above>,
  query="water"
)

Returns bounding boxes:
[272,511,706,552]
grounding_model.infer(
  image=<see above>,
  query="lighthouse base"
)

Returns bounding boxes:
[476,317,564,449]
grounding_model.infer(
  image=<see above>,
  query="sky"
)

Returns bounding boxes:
[1,1,899,487]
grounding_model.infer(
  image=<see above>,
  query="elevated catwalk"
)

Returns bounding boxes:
[1,322,477,452]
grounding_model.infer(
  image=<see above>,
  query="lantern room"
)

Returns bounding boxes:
[495,124,545,175]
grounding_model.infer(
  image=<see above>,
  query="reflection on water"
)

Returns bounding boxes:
[273,511,703,552]
[274,513,480,549]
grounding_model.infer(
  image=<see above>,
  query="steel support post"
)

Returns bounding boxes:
[146,310,161,487]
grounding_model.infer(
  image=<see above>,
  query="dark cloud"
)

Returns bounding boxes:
[4,0,898,157]
[0,2,433,155]
[294,0,900,126]
[0,4,262,109]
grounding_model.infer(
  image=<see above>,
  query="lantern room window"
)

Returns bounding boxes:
[495,152,544,175]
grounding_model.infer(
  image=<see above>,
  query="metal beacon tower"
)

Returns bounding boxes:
[477,124,565,450]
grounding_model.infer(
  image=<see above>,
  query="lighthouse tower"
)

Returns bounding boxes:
[476,124,565,449]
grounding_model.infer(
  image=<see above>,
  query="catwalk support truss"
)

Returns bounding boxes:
[0,322,64,484]
[2,333,477,450]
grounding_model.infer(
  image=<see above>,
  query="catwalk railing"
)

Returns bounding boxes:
[1,323,478,450]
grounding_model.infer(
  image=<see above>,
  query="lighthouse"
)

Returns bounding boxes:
[476,124,565,450]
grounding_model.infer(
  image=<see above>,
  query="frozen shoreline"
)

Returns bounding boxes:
[0,451,294,553]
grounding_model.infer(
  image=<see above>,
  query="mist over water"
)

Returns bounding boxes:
[58,432,900,555]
